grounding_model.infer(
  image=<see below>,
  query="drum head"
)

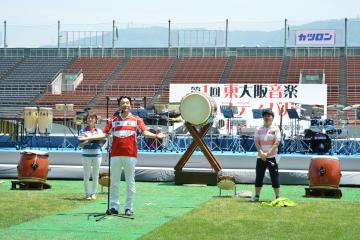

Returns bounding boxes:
[311,156,339,161]
[20,150,48,156]
[180,93,212,125]
[24,107,38,110]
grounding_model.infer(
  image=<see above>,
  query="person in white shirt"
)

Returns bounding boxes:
[252,109,281,202]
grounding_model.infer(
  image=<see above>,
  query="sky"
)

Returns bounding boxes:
[1,0,359,26]
[0,0,359,47]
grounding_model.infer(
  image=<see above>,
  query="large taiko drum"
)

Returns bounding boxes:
[17,150,49,182]
[38,107,53,134]
[24,107,38,134]
[180,92,217,126]
[308,156,341,188]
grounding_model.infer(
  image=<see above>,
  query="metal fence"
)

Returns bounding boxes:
[1,46,360,57]
[0,18,360,55]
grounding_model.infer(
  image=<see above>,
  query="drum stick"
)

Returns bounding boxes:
[266,160,275,166]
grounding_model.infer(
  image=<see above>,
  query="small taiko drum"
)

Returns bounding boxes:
[38,107,53,134]
[180,92,217,126]
[24,107,38,134]
[18,150,49,182]
[308,156,341,188]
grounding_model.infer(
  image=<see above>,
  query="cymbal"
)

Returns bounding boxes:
[158,112,181,118]
[153,103,169,112]
[299,116,310,121]
[312,106,323,110]
[295,105,306,111]
[328,104,344,110]
[342,106,352,111]
[340,120,355,124]
[343,104,360,111]
[169,117,183,123]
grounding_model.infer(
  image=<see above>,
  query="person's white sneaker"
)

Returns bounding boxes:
[250,196,260,202]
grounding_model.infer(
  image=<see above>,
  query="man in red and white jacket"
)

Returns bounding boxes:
[79,96,166,216]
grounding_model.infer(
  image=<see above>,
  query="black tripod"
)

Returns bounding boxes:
[87,96,134,221]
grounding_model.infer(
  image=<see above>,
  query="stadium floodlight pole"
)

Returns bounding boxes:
[112,19,115,50]
[3,21,7,49]
[345,18,348,56]
[57,20,60,51]
[283,18,287,56]
[225,19,228,48]
[168,19,171,49]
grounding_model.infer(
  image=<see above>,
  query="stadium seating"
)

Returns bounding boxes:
[36,57,124,118]
[0,57,72,118]
[171,57,228,83]
[287,57,340,104]
[346,57,360,105]
[0,54,358,125]
[228,56,283,83]
[92,57,175,117]
[158,57,228,102]
[0,57,23,79]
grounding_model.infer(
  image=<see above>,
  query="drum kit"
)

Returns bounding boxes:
[145,98,360,155]
[138,103,183,151]
[285,103,360,154]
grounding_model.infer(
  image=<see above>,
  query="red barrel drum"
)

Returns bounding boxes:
[308,156,341,188]
[17,150,49,182]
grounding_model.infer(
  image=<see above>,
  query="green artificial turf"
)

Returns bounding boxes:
[0,179,359,240]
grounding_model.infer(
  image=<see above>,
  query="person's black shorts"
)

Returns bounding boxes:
[255,157,280,188]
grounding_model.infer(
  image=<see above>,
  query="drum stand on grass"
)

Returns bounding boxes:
[174,122,222,185]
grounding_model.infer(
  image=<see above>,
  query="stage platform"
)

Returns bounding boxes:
[1,148,360,185]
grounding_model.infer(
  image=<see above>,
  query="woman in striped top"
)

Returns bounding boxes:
[251,109,281,202]
[79,112,103,200]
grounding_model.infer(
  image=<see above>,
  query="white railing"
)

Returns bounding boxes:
[51,71,62,94]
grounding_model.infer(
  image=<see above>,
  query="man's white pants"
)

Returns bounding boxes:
[82,157,101,196]
[109,156,136,211]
